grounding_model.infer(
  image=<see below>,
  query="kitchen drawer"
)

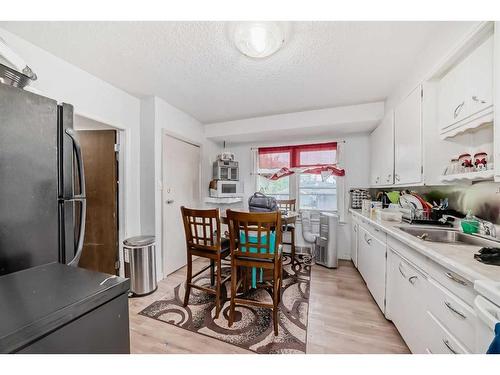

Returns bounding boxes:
[359,220,387,244]
[387,235,475,306]
[425,312,470,354]
[426,278,477,351]
[387,236,428,273]
[425,260,476,306]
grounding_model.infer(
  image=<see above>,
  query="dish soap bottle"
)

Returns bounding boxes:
[461,209,480,234]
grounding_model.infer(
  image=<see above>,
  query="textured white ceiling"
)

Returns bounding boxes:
[1,21,457,123]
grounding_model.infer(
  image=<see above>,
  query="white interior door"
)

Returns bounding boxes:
[163,134,201,276]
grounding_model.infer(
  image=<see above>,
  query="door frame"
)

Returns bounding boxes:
[160,129,202,278]
[74,112,128,277]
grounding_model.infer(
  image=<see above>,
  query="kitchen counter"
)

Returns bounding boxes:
[0,263,130,353]
[350,209,500,284]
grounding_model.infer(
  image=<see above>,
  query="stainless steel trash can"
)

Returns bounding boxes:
[123,235,157,296]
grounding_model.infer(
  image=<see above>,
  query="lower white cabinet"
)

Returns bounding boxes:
[350,218,359,268]
[353,213,480,353]
[386,248,429,353]
[358,226,386,313]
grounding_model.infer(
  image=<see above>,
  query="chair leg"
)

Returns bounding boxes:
[228,260,237,327]
[183,253,193,307]
[210,259,215,286]
[291,227,296,265]
[273,266,280,336]
[215,258,222,319]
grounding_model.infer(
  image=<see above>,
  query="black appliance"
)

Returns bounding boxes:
[0,83,86,275]
[0,263,130,353]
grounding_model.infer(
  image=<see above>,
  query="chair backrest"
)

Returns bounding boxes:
[226,210,282,260]
[181,206,221,252]
[277,199,296,212]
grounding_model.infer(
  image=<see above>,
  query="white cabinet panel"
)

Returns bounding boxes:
[358,225,386,313]
[425,312,470,354]
[350,218,359,268]
[438,35,494,138]
[386,248,428,353]
[394,86,423,185]
[370,111,394,187]
[426,278,477,351]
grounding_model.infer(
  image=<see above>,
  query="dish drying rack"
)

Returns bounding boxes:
[402,207,452,226]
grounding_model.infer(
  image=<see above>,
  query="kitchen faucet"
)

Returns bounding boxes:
[476,218,497,239]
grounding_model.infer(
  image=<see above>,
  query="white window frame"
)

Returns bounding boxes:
[296,173,338,213]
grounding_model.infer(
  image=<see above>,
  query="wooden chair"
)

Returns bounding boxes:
[226,210,283,336]
[181,206,231,318]
[277,199,297,264]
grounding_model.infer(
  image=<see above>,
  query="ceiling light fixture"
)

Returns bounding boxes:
[233,22,286,59]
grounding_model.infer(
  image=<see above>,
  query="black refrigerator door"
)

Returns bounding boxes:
[0,84,60,275]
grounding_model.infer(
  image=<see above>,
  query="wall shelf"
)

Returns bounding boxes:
[439,113,493,140]
[204,197,243,205]
[439,169,494,183]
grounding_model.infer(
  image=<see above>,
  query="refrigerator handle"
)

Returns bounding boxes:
[65,128,86,266]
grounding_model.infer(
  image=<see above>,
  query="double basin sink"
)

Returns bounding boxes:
[398,226,500,248]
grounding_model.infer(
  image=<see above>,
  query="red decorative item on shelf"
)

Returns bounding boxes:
[474,152,488,171]
[458,153,473,172]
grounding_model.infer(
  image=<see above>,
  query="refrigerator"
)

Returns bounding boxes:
[0,82,86,276]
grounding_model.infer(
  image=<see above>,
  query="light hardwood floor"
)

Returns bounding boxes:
[129,259,410,354]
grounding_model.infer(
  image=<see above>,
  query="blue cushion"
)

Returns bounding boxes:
[239,231,276,288]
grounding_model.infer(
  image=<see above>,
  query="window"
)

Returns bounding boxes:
[298,173,337,211]
[256,142,341,209]
[257,175,290,200]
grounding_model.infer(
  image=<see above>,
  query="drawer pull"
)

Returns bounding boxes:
[444,301,466,320]
[443,339,458,354]
[398,263,407,279]
[408,275,418,285]
[453,101,465,119]
[364,233,372,245]
[444,272,468,286]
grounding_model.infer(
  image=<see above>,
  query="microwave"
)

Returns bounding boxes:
[213,160,239,181]
[210,180,243,198]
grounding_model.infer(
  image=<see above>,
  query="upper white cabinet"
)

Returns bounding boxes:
[370,111,394,187]
[394,85,423,185]
[438,35,494,139]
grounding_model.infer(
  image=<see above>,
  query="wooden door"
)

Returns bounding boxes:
[163,134,200,275]
[394,85,423,185]
[78,130,118,275]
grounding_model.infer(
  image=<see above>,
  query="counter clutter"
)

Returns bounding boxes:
[349,208,500,354]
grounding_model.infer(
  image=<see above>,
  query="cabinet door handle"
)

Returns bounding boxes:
[444,301,467,320]
[398,263,407,279]
[364,233,372,245]
[472,95,486,104]
[354,226,357,233]
[386,174,392,183]
[443,339,458,354]
[444,272,468,286]
[453,101,465,119]
[408,275,418,285]
[395,174,400,182]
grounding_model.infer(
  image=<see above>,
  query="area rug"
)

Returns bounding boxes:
[139,255,311,354]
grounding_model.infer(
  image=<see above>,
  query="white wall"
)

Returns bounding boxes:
[140,96,221,279]
[0,27,143,272]
[385,22,479,112]
[227,132,371,260]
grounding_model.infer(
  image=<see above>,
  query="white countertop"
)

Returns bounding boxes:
[350,209,500,284]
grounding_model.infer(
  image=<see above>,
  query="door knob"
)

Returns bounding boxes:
[166,199,174,204]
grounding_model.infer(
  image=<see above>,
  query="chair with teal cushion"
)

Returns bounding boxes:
[239,231,276,288]
[226,210,283,336]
